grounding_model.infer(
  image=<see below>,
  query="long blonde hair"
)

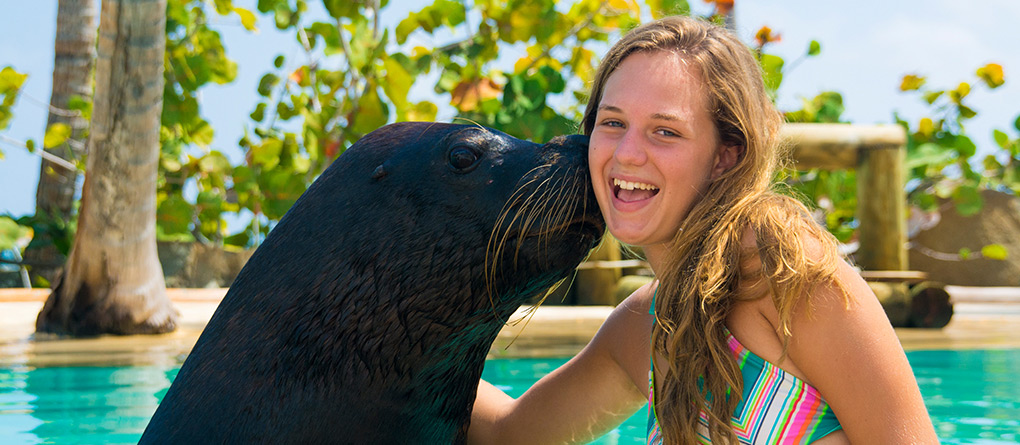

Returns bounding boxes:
[582,16,846,443]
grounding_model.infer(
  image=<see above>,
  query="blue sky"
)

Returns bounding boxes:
[2,0,1019,219]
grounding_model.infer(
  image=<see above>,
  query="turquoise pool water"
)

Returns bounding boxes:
[1,349,1018,444]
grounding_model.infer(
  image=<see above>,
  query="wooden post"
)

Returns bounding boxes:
[856,144,907,271]
[574,236,623,305]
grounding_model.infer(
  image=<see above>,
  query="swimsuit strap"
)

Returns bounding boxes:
[647,287,842,444]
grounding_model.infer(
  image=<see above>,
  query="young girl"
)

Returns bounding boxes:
[469,16,937,444]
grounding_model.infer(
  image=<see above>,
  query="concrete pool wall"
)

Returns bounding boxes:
[2,287,1019,368]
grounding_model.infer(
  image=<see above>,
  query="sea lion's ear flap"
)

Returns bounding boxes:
[371,164,388,181]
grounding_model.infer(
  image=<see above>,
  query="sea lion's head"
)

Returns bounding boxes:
[278,121,605,319]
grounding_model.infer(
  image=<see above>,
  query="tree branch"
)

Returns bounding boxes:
[0,135,78,172]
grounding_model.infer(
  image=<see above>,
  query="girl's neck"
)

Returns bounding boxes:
[641,243,669,277]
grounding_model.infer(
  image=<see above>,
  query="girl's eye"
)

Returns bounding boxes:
[600,120,624,128]
[656,128,680,137]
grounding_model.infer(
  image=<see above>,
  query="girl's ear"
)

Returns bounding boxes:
[711,144,743,181]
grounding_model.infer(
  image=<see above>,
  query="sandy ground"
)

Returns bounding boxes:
[1,287,1018,367]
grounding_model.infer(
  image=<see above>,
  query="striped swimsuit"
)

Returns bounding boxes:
[647,312,842,443]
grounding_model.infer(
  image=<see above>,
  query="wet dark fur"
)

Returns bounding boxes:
[140,122,604,444]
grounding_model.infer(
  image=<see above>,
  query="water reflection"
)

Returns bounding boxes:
[909,349,1020,443]
[1,365,177,445]
[0,350,1017,444]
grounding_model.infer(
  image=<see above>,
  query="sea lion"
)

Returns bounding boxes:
[140,122,604,444]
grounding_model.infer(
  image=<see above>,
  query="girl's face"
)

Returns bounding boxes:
[589,51,738,254]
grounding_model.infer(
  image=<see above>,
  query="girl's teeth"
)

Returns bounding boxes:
[613,178,658,191]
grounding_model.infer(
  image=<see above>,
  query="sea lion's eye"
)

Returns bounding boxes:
[449,146,480,172]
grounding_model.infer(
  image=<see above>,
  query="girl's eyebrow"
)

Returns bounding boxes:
[599,105,683,122]
[651,112,682,122]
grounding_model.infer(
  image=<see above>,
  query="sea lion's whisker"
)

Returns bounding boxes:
[485,171,552,313]
[503,273,578,350]
[486,176,544,304]
[513,175,555,266]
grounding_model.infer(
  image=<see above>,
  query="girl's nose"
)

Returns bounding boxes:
[613,130,646,166]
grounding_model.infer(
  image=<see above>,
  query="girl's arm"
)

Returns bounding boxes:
[468,284,654,444]
[786,259,939,443]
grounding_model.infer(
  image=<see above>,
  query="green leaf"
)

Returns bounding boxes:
[981,244,1009,260]
[949,82,970,104]
[257,73,279,97]
[223,230,251,248]
[292,155,311,173]
[308,22,342,55]
[647,0,690,18]
[922,91,943,105]
[382,58,413,119]
[198,151,231,174]
[273,3,295,29]
[67,95,92,120]
[759,54,784,93]
[976,63,1005,89]
[395,12,420,44]
[906,143,955,169]
[1014,114,1020,132]
[0,216,29,251]
[951,184,983,216]
[994,129,1010,148]
[252,138,283,169]
[807,40,821,56]
[273,55,285,68]
[256,0,280,13]
[953,135,977,158]
[351,85,389,136]
[260,169,306,219]
[233,7,258,32]
[958,247,972,260]
[189,120,215,146]
[250,102,267,122]
[0,66,28,92]
[407,101,438,122]
[43,123,72,148]
[213,0,233,15]
[157,195,194,235]
[958,104,977,119]
[983,154,1003,172]
[323,0,358,18]
[899,74,925,91]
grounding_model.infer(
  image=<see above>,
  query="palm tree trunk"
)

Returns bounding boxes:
[36,0,177,336]
[24,0,97,284]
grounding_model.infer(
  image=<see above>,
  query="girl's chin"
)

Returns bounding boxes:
[605,225,652,247]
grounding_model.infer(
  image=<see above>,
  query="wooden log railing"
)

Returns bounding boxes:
[782,123,908,272]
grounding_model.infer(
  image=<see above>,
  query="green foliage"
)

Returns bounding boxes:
[17,210,76,258]
[206,0,692,247]
[43,123,71,148]
[759,27,1017,252]
[0,216,29,252]
[13,0,1015,261]
[157,0,249,245]
[784,91,844,124]
[0,66,28,158]
[981,244,1009,261]
[896,63,1015,216]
